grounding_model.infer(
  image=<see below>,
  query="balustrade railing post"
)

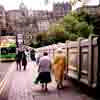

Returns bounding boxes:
[66,41,69,73]
[78,38,82,80]
[88,35,94,87]
[96,36,100,100]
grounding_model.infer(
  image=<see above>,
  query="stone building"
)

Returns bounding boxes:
[53,2,71,19]
[6,10,23,32]
[19,2,28,16]
[73,0,100,15]
[77,5,100,15]
[0,5,6,34]
[19,2,72,45]
[28,10,54,32]
[0,2,72,45]
[37,19,50,32]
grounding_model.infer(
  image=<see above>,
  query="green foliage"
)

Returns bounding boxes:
[48,22,65,43]
[74,22,93,38]
[48,23,64,36]
[36,32,48,42]
[47,36,56,44]
[64,15,79,33]
[30,9,94,48]
[64,10,94,40]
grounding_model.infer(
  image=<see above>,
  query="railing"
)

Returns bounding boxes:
[29,36,100,88]
[66,36,100,88]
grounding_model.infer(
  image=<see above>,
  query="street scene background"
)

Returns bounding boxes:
[0,0,100,100]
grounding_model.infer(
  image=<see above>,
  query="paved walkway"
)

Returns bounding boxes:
[8,61,33,100]
[0,62,16,100]
[0,62,13,82]
[7,61,93,100]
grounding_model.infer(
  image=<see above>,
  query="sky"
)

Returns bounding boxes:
[0,0,99,11]
[0,0,67,11]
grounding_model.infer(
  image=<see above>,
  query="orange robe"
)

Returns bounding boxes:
[52,53,66,82]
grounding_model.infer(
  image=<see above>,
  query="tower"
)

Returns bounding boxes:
[19,0,28,16]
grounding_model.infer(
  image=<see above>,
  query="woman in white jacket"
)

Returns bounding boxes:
[35,52,51,91]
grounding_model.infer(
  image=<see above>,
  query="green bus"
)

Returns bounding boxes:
[0,33,16,61]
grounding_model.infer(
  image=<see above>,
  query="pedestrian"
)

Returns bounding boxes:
[35,52,42,65]
[16,50,22,71]
[22,51,27,70]
[25,49,30,61]
[30,49,36,61]
[34,52,51,91]
[52,48,66,89]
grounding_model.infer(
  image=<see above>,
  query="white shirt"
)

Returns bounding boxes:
[38,56,51,72]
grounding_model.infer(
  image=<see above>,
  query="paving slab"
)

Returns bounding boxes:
[8,61,34,100]
[31,62,94,100]
[6,61,94,100]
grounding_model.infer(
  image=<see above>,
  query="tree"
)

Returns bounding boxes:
[69,0,79,6]
[48,23,65,42]
[64,11,94,40]
[64,14,79,33]
[30,8,94,48]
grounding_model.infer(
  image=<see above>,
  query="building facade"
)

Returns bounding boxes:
[6,10,23,32]
[73,0,100,15]
[53,2,71,19]
[0,5,6,34]
[77,5,100,15]
[0,2,71,45]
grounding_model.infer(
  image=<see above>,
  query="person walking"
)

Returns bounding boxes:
[25,49,30,61]
[22,51,27,70]
[52,48,66,89]
[34,52,51,91]
[30,49,36,61]
[16,50,22,71]
[35,52,42,65]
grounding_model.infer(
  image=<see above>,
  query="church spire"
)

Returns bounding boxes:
[19,0,28,16]
[19,0,26,10]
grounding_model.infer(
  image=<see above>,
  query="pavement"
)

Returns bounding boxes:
[31,63,93,100]
[0,62,16,100]
[8,61,33,100]
[0,61,94,100]
[0,62,13,82]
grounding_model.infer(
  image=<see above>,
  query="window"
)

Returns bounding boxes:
[1,47,16,54]
[8,47,16,53]
[1,30,7,36]
[1,48,8,54]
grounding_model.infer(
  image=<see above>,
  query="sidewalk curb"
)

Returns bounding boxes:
[0,62,15,95]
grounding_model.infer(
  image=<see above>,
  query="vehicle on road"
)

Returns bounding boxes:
[0,32,16,61]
